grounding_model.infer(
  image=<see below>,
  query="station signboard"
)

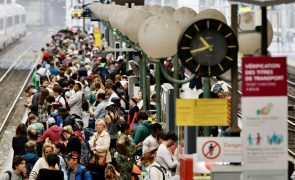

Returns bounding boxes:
[242,56,288,180]
[176,99,230,126]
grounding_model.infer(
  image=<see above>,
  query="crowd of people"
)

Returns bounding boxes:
[1,29,183,180]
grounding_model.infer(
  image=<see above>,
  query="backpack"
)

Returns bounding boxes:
[80,140,93,166]
[4,171,12,180]
[100,67,109,80]
[60,91,70,111]
[63,115,76,127]
[149,165,166,180]
[26,160,37,177]
[82,94,89,112]
[37,69,49,85]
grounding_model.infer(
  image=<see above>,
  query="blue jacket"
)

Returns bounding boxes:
[67,164,92,180]
[49,67,59,76]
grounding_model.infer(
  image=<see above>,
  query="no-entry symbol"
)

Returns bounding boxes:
[202,140,221,159]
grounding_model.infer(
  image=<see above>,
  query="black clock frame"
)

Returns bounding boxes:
[177,18,238,77]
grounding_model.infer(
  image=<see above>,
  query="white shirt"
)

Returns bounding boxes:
[36,67,51,82]
[55,95,66,108]
[67,90,83,117]
[144,161,167,180]
[108,92,119,102]
[137,100,143,110]
[211,81,229,93]
[0,169,23,180]
[142,135,159,154]
[156,144,178,172]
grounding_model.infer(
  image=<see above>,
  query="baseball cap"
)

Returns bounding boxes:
[66,151,80,159]
[47,117,56,126]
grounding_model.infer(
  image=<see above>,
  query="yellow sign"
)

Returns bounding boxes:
[176,98,230,126]
[93,26,101,48]
[193,176,210,180]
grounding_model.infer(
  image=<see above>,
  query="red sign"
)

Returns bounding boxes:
[202,141,221,160]
[242,56,287,96]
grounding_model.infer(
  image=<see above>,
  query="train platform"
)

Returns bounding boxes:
[1,1,295,179]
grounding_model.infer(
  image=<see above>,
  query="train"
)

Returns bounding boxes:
[0,2,26,50]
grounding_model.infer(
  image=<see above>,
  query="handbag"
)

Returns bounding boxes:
[97,153,107,166]
[92,134,107,166]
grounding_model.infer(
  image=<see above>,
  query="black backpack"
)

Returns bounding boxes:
[4,171,12,180]
[149,165,166,180]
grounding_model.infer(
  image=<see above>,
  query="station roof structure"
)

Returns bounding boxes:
[229,0,295,6]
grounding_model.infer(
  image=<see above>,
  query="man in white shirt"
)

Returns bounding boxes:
[1,155,27,180]
[105,83,119,102]
[36,66,51,86]
[67,83,83,118]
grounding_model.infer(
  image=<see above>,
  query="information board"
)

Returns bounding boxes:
[242,56,288,180]
[176,99,229,126]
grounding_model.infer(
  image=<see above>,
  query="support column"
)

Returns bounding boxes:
[173,56,179,133]
[141,56,148,111]
[228,4,241,136]
[155,62,161,122]
[202,77,211,136]
[261,6,268,56]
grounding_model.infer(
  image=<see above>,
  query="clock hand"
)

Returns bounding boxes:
[199,37,213,51]
[190,45,213,55]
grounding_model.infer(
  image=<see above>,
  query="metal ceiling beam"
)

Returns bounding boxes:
[230,0,295,6]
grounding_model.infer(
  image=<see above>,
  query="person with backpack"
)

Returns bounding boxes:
[36,64,51,87]
[61,125,81,155]
[156,132,179,178]
[23,141,39,177]
[52,86,66,109]
[141,152,167,180]
[66,151,92,180]
[0,155,28,180]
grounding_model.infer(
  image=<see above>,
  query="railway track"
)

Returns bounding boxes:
[0,31,49,129]
[0,30,51,172]
[287,70,295,156]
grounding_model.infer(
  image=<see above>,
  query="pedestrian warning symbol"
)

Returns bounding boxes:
[202,140,221,159]
[197,137,242,162]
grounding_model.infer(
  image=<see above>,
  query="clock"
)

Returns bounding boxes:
[177,19,238,77]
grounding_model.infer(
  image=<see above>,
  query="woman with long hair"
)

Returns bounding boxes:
[12,123,28,156]
[38,89,49,127]
[88,120,111,179]
[29,143,54,180]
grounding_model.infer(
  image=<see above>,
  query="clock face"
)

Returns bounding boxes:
[178,19,238,77]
